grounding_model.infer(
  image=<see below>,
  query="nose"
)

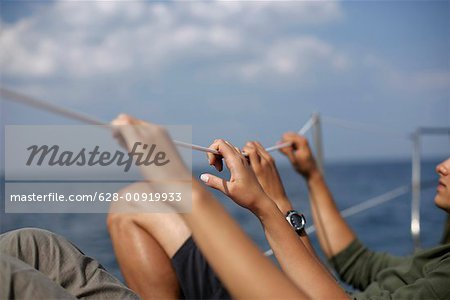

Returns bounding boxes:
[436,161,449,176]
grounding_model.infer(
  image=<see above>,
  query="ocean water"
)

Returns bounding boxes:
[0,158,446,283]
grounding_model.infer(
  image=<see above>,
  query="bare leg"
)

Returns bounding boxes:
[107,183,191,299]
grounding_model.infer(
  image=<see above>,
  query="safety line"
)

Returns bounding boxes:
[264,184,411,257]
[0,86,312,156]
[264,117,315,152]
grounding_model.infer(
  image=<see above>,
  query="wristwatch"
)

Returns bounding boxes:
[285,210,306,235]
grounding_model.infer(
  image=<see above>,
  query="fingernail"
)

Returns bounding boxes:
[200,174,209,183]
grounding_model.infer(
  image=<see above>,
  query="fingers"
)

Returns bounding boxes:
[243,143,261,172]
[206,139,224,171]
[111,114,139,126]
[199,173,229,195]
[206,139,230,172]
[252,141,274,164]
[279,132,308,156]
[111,114,137,150]
[244,141,275,166]
[278,141,296,163]
[281,132,308,149]
[207,139,246,174]
[277,133,297,163]
[110,114,175,164]
[206,151,223,172]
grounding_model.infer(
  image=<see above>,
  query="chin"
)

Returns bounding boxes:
[435,194,450,214]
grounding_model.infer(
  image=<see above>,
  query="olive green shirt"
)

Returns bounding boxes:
[330,239,450,299]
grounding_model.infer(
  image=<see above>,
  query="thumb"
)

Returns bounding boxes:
[200,173,229,195]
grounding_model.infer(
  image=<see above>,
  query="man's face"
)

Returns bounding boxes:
[435,158,450,213]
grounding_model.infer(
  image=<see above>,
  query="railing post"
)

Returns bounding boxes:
[312,112,324,174]
[411,130,421,250]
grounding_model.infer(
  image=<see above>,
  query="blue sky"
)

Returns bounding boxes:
[1,1,449,165]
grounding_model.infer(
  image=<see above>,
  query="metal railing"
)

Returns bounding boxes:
[411,127,450,249]
[310,114,450,251]
[264,113,449,255]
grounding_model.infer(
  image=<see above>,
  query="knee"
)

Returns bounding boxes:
[107,185,142,233]
[107,212,138,236]
[0,227,58,257]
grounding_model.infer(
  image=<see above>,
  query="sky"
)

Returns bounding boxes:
[1,0,449,166]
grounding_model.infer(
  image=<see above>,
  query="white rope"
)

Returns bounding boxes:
[0,87,105,126]
[340,185,410,218]
[321,115,408,139]
[264,117,315,152]
[1,86,310,156]
[264,184,410,256]
[0,87,223,155]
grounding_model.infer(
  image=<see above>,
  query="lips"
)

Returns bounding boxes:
[437,180,447,192]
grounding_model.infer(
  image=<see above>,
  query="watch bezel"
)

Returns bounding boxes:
[285,210,306,233]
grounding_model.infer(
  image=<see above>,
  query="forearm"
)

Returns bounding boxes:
[257,200,348,299]
[181,181,306,299]
[298,232,322,262]
[306,171,356,258]
[271,197,318,259]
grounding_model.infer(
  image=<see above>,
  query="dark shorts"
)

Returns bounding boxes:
[171,236,231,299]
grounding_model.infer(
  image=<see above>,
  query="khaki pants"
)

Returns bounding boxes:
[0,228,139,300]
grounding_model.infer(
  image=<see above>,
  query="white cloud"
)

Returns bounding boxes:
[239,36,350,80]
[0,1,344,79]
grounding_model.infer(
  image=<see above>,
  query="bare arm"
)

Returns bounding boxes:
[202,139,348,299]
[242,141,319,259]
[256,199,348,299]
[184,181,306,299]
[112,116,305,299]
[279,132,356,258]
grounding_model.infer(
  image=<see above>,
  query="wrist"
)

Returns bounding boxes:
[273,197,293,215]
[306,168,322,184]
[251,196,280,221]
[294,160,320,180]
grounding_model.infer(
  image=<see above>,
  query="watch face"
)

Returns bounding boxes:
[290,214,305,231]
